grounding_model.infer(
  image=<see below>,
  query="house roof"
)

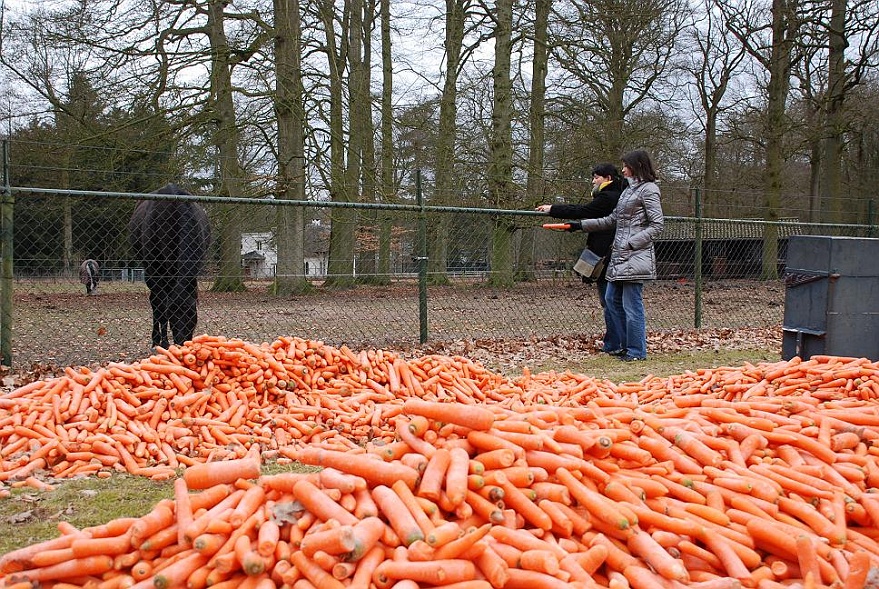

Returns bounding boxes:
[660,218,802,241]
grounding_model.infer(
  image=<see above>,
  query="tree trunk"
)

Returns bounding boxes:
[488,0,515,288]
[321,0,356,288]
[61,153,73,276]
[820,0,846,223]
[207,0,246,292]
[429,0,467,285]
[703,109,717,216]
[272,0,310,295]
[357,0,384,284]
[761,0,795,280]
[378,0,394,279]
[518,0,550,282]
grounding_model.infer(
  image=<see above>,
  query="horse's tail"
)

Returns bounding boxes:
[80,259,99,294]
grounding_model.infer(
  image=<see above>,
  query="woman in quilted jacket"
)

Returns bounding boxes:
[566,150,664,361]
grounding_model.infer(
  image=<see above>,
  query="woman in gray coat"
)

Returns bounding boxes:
[565,150,664,361]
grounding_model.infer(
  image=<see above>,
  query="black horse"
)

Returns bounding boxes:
[128,184,211,349]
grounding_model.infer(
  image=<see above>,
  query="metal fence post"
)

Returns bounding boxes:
[416,169,428,343]
[1,140,13,366]
[693,187,702,328]
[868,200,876,238]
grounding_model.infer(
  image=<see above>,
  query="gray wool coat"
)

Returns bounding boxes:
[577,179,664,281]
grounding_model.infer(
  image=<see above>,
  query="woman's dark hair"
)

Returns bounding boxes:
[621,150,657,182]
[591,163,620,179]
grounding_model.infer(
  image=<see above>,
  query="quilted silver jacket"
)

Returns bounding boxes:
[577,179,664,281]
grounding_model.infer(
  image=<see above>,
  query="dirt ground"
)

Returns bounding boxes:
[2,278,784,385]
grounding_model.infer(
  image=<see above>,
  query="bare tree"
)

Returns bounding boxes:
[272,0,310,295]
[717,0,800,279]
[377,0,395,279]
[551,0,689,161]
[517,0,551,281]
[681,2,747,214]
[487,0,515,287]
[317,0,356,287]
[428,0,473,284]
[355,0,383,283]
[797,0,879,223]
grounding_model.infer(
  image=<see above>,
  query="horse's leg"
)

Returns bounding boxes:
[147,274,172,348]
[170,275,199,345]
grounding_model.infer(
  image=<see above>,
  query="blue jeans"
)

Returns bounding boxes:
[597,278,623,353]
[604,281,646,359]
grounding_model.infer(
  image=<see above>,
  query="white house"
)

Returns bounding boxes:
[241,230,328,279]
[241,232,276,279]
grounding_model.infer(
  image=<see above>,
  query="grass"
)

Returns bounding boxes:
[0,461,315,555]
[0,346,778,556]
[520,347,781,384]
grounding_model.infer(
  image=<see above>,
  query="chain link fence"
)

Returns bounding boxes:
[2,182,876,369]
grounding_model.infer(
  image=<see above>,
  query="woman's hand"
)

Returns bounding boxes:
[535,204,552,213]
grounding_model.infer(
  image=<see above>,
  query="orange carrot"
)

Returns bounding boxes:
[845,550,873,589]
[626,529,689,582]
[417,447,451,501]
[300,525,357,557]
[70,532,134,558]
[433,524,491,560]
[290,548,345,589]
[502,568,572,589]
[474,543,510,588]
[350,545,385,589]
[183,451,260,490]
[391,479,435,537]
[374,558,476,588]
[445,447,471,507]
[257,520,280,557]
[8,555,114,583]
[319,468,367,494]
[402,399,494,431]
[372,484,425,547]
[294,447,419,490]
[174,477,194,547]
[427,521,465,547]
[556,468,631,531]
[153,552,209,589]
[230,485,267,527]
[130,502,175,547]
[518,550,560,576]
[293,478,359,526]
[193,533,227,556]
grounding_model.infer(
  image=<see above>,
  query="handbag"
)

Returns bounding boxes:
[573,247,606,280]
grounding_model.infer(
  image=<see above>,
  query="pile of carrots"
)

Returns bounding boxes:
[2,335,879,587]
